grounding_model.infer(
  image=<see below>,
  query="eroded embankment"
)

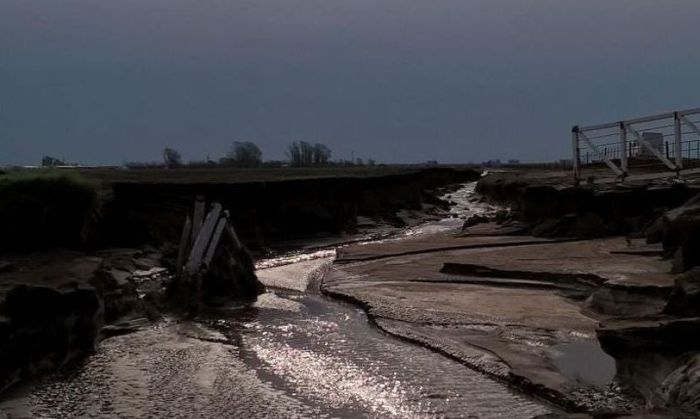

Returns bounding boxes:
[0,168,478,397]
[0,173,99,253]
[476,173,699,238]
[314,170,700,416]
[0,249,168,395]
[471,172,700,416]
[96,168,480,249]
[0,277,101,394]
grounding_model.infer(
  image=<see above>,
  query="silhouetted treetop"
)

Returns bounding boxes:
[287,141,331,167]
[221,141,262,167]
[162,147,182,168]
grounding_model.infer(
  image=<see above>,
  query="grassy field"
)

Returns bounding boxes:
[61,165,478,184]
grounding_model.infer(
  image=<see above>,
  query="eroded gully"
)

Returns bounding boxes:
[0,183,554,418]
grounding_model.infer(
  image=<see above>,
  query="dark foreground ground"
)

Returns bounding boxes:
[2,165,700,417]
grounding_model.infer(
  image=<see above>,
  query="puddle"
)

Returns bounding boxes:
[552,340,616,389]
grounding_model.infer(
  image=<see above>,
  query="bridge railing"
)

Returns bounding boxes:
[572,107,700,181]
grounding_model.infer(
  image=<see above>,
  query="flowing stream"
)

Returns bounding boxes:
[0,183,552,418]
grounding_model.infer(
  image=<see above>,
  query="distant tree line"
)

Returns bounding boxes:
[121,141,379,169]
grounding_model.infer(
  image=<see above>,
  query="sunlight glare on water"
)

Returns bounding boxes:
[235,287,551,418]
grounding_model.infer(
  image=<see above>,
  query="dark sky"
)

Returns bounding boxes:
[2,1,700,165]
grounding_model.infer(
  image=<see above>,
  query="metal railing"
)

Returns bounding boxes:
[572,107,700,181]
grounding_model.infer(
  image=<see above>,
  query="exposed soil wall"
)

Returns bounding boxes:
[0,174,99,252]
[476,174,700,237]
[96,168,480,249]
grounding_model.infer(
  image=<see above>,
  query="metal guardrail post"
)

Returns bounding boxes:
[572,126,580,181]
[674,112,683,169]
[619,121,628,176]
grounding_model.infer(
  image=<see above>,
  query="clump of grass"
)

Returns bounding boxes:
[0,170,100,252]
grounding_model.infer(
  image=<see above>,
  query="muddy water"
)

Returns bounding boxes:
[553,341,616,389]
[0,281,550,418]
[0,183,551,418]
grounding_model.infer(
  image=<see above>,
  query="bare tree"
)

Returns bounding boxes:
[287,141,312,166]
[300,141,313,166]
[163,147,182,168]
[287,141,332,167]
[287,142,302,167]
[313,143,331,165]
[222,141,262,167]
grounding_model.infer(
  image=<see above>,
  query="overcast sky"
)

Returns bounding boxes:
[2,0,700,165]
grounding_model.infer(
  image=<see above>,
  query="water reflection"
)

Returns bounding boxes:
[216,289,551,418]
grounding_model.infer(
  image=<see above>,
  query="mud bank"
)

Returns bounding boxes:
[0,239,265,396]
[465,171,700,416]
[476,172,699,238]
[0,247,175,395]
[321,234,648,414]
[96,167,479,249]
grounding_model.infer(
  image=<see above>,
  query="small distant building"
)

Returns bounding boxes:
[507,159,520,165]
